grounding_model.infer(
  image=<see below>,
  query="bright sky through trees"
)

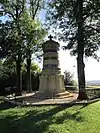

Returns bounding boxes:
[0,8,100,81]
[39,9,100,81]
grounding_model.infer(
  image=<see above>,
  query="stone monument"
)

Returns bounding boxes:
[39,35,70,97]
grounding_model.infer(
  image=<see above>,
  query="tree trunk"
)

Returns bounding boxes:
[14,4,23,96]
[27,57,32,92]
[77,54,88,100]
[76,0,88,100]
[15,56,22,96]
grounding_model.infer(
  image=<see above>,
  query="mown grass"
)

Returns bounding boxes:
[0,98,100,133]
[86,85,100,89]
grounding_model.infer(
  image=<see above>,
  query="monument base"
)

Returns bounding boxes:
[39,73,66,94]
[35,91,72,99]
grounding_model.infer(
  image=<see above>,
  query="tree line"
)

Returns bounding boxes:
[0,0,46,95]
[0,59,41,95]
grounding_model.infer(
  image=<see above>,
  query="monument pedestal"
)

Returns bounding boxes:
[39,73,65,94]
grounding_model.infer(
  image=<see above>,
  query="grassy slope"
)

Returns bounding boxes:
[0,98,100,133]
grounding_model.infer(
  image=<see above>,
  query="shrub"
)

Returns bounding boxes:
[64,71,77,91]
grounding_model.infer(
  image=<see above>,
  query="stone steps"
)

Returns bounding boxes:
[55,93,73,99]
[55,91,70,96]
[32,91,73,99]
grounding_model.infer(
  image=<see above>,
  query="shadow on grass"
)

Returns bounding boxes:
[55,110,83,124]
[0,104,85,133]
[0,101,17,111]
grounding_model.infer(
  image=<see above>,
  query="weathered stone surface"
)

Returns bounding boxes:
[39,36,67,96]
[39,74,65,94]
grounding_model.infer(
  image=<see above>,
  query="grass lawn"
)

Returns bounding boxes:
[86,85,100,89]
[0,97,100,133]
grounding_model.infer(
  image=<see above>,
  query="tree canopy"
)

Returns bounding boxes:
[46,0,100,99]
[0,0,46,94]
[46,0,100,59]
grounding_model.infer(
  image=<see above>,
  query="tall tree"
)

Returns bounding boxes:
[0,0,46,93]
[28,0,45,19]
[21,12,46,92]
[0,21,11,59]
[46,0,100,99]
[0,0,26,95]
[76,0,87,99]
[25,0,46,92]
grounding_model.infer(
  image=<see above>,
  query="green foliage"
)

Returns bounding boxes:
[0,0,46,61]
[0,21,11,58]
[0,0,46,93]
[0,59,41,95]
[64,71,77,90]
[0,1,26,61]
[0,60,17,95]
[20,11,47,59]
[0,100,100,133]
[31,63,41,73]
[46,0,100,59]
[46,0,100,99]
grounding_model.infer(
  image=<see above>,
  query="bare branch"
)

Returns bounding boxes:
[32,0,40,19]
[83,7,100,21]
[19,0,26,17]
[85,25,100,33]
